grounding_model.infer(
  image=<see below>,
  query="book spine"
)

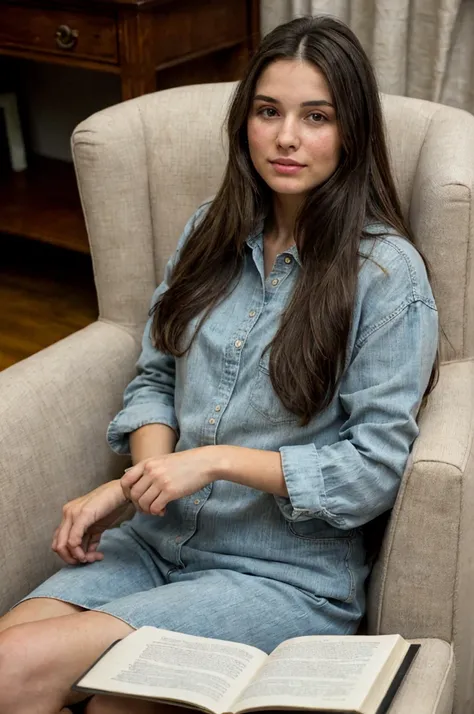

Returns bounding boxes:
[375,644,421,714]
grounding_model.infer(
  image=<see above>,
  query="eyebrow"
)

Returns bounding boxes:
[253,94,334,108]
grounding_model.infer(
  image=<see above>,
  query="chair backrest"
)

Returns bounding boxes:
[72,83,474,358]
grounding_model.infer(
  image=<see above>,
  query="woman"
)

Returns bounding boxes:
[0,15,438,714]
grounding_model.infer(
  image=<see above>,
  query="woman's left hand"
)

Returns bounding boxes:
[120,447,218,516]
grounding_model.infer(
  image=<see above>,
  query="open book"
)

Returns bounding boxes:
[73,627,419,714]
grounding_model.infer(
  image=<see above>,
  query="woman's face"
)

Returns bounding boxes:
[247,59,342,198]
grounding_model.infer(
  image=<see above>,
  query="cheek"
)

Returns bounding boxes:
[306,128,341,167]
[247,120,272,162]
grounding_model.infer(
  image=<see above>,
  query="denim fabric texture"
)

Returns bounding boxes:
[21,204,438,649]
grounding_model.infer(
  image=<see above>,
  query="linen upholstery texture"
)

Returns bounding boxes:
[0,82,473,714]
[0,322,137,607]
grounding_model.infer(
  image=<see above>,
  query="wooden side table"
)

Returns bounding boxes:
[0,0,260,251]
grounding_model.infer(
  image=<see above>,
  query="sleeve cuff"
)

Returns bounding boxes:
[275,444,341,524]
[106,403,179,455]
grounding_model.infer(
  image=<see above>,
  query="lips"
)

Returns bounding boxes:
[270,159,305,167]
[270,159,306,175]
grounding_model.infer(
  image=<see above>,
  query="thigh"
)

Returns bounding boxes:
[0,597,84,633]
[11,524,172,614]
[91,568,362,653]
[0,610,134,711]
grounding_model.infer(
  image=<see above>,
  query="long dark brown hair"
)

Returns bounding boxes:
[151,15,439,426]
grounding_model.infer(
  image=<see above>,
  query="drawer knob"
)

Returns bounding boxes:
[55,25,79,51]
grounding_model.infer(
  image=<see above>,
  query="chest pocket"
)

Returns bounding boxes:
[249,353,300,425]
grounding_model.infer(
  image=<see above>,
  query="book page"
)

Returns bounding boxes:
[232,634,403,713]
[76,627,268,714]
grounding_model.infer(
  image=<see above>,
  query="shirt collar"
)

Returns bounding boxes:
[245,218,302,267]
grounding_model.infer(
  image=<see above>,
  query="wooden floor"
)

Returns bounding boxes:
[0,234,98,371]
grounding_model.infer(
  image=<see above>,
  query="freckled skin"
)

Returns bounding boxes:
[247,59,342,198]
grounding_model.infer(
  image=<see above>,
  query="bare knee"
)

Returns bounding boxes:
[0,625,31,683]
[0,625,46,708]
[0,597,85,633]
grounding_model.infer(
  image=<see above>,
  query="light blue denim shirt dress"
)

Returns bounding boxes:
[20,204,438,653]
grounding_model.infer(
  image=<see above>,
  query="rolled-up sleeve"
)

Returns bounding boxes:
[275,298,438,529]
[107,204,208,454]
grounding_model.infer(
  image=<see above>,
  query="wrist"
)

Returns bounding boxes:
[204,445,232,482]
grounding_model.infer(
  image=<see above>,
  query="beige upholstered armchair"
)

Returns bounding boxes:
[1,84,474,714]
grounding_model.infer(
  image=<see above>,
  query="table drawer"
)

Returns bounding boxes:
[0,5,118,64]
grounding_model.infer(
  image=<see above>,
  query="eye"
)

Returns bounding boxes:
[258,107,279,118]
[308,112,326,123]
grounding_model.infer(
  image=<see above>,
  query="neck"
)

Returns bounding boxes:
[265,194,303,249]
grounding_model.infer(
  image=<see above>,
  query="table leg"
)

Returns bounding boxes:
[118,9,156,101]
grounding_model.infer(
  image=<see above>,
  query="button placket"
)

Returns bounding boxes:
[205,333,244,432]
[204,283,263,442]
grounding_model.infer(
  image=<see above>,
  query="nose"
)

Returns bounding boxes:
[276,116,300,151]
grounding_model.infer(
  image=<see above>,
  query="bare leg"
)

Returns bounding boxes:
[0,597,85,633]
[0,602,190,714]
[0,610,133,714]
[1,598,90,712]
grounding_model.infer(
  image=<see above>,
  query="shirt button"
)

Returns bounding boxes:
[194,499,200,505]
[284,256,292,264]
[271,278,279,286]
[235,339,243,348]
[249,310,256,318]
[209,418,216,425]
[215,405,221,412]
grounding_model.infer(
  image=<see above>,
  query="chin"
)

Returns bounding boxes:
[266,179,310,195]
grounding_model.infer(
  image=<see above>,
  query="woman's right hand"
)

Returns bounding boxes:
[52,480,130,566]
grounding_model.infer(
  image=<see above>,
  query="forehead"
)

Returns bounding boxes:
[254,59,332,103]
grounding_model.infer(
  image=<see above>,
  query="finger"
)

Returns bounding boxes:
[129,473,153,507]
[68,512,95,562]
[69,543,87,563]
[121,465,146,497]
[86,532,102,550]
[83,535,104,562]
[55,516,79,565]
[149,493,169,516]
[137,484,161,513]
[55,516,76,563]
[81,532,92,554]
[87,539,101,553]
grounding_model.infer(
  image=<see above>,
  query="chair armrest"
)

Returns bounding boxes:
[0,321,139,613]
[368,359,474,714]
[390,639,454,714]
